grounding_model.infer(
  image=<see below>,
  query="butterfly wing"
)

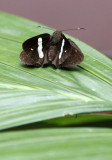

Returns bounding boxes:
[20,34,50,66]
[52,35,72,68]
[61,39,84,67]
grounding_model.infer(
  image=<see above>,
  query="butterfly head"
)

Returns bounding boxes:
[50,31,62,44]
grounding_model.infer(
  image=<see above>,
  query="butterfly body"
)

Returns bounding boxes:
[20,30,84,68]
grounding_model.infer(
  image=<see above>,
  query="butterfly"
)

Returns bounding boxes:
[20,30,84,68]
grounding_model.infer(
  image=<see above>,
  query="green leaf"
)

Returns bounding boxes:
[1,128,112,160]
[0,12,112,130]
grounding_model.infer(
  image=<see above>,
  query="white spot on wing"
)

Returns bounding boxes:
[59,39,65,59]
[31,48,33,51]
[37,38,44,58]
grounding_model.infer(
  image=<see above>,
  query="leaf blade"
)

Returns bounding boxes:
[0,12,112,129]
[0,128,112,160]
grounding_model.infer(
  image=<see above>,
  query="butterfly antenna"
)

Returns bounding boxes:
[61,27,86,32]
[37,26,86,32]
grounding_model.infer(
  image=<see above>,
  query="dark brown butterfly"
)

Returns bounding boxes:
[20,29,84,68]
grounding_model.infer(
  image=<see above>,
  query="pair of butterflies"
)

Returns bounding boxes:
[20,29,84,68]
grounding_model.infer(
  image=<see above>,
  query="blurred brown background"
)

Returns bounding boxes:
[0,0,112,59]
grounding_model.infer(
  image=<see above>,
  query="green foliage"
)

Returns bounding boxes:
[1,128,112,160]
[0,12,112,159]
